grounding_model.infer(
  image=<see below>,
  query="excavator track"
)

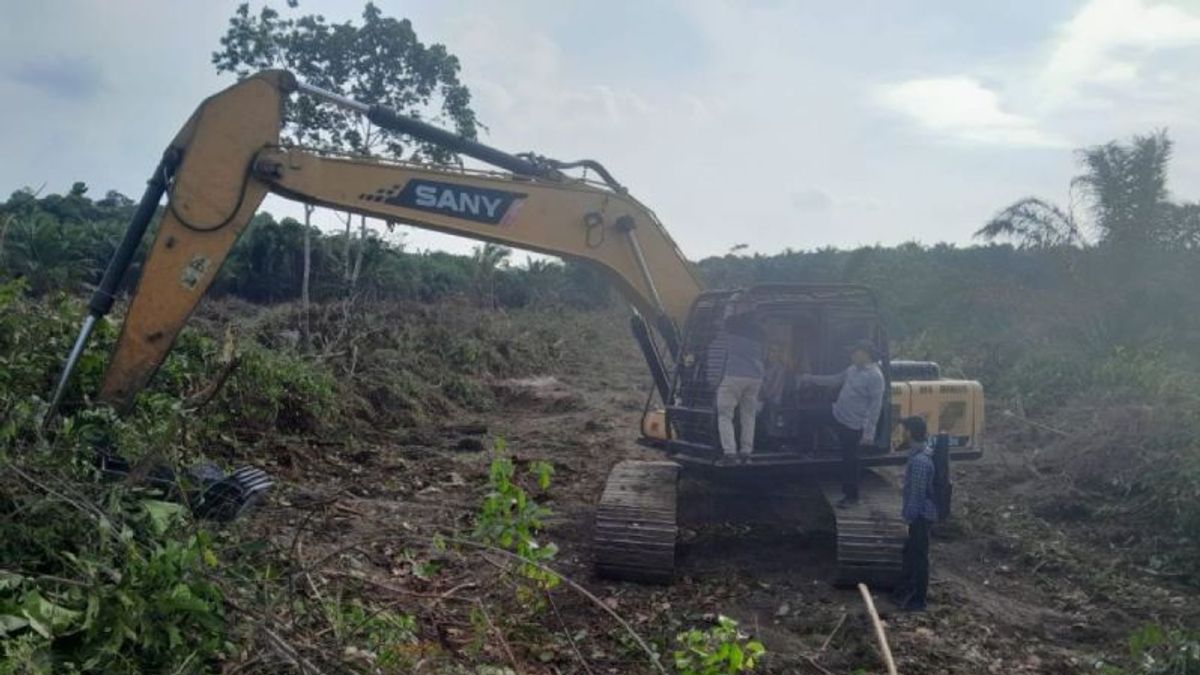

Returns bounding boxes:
[593,460,680,584]
[820,468,908,587]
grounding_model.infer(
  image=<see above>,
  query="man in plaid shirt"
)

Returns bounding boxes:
[894,416,939,612]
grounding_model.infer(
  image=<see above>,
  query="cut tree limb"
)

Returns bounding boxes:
[185,325,239,410]
[858,583,898,675]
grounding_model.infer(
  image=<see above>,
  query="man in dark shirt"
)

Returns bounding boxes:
[894,416,939,612]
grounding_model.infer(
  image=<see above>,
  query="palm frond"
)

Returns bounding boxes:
[975,197,1083,248]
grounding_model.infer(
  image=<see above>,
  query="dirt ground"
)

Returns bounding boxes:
[247,316,1199,674]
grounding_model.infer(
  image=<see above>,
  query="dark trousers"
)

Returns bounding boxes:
[897,518,931,609]
[816,411,861,500]
[834,424,860,500]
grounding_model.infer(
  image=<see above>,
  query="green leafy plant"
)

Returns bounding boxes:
[321,596,419,670]
[0,503,225,674]
[472,439,559,589]
[1098,624,1200,675]
[673,615,765,675]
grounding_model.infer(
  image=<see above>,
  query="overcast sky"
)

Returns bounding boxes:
[4,0,1200,259]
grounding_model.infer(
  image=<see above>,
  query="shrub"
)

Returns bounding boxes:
[1098,624,1200,674]
[472,441,559,589]
[0,490,226,673]
[673,615,765,675]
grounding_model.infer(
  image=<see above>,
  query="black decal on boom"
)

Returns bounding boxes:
[370,179,526,225]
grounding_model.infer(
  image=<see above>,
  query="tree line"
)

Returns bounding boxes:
[0,183,612,310]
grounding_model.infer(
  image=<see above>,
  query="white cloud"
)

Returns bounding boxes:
[1039,0,1200,106]
[789,188,833,213]
[876,0,1200,147]
[443,13,675,137]
[877,77,1065,147]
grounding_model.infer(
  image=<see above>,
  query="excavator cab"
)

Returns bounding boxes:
[664,284,892,463]
[598,284,985,585]
[636,284,984,469]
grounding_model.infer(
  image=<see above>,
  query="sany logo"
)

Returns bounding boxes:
[361,179,526,226]
[412,184,507,220]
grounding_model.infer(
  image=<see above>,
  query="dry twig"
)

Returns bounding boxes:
[292,530,667,675]
[804,655,836,675]
[819,612,847,654]
[443,536,668,675]
[547,589,596,675]
[475,598,521,673]
[858,583,898,675]
[261,625,326,675]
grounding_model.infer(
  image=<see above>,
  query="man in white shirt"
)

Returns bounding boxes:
[799,341,886,507]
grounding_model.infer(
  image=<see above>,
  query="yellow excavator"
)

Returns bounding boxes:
[48,70,984,586]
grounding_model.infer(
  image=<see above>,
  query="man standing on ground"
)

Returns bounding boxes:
[894,416,938,612]
[799,341,885,507]
[712,301,765,463]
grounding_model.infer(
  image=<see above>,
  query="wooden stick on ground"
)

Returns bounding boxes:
[818,612,848,654]
[857,583,898,675]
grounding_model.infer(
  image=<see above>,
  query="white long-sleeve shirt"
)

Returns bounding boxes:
[805,363,886,441]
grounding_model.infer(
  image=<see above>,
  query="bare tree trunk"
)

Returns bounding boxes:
[343,212,353,282]
[350,214,367,288]
[0,214,12,269]
[301,204,314,351]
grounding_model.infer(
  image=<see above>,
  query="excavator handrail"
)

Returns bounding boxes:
[273,143,630,194]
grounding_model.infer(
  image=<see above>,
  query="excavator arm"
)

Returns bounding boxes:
[48,70,703,414]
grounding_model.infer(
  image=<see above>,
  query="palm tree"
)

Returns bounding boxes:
[975,197,1082,248]
[1072,130,1171,248]
[471,243,511,308]
[977,130,1176,249]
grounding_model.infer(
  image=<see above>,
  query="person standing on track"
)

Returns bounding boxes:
[711,300,765,463]
[894,415,938,612]
[799,340,885,507]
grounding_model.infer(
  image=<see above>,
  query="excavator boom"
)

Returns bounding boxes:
[48,70,703,413]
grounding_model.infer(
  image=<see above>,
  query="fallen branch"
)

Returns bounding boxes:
[443,535,668,675]
[804,655,836,675]
[818,612,847,654]
[858,583,898,675]
[1001,409,1069,437]
[261,625,326,675]
[801,612,846,675]
[292,531,667,675]
[327,570,477,604]
[547,588,596,675]
[474,598,520,673]
[5,460,108,522]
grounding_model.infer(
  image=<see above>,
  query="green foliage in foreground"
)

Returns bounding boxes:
[473,440,559,590]
[673,615,765,675]
[0,500,224,674]
[0,280,342,673]
[1099,624,1200,675]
